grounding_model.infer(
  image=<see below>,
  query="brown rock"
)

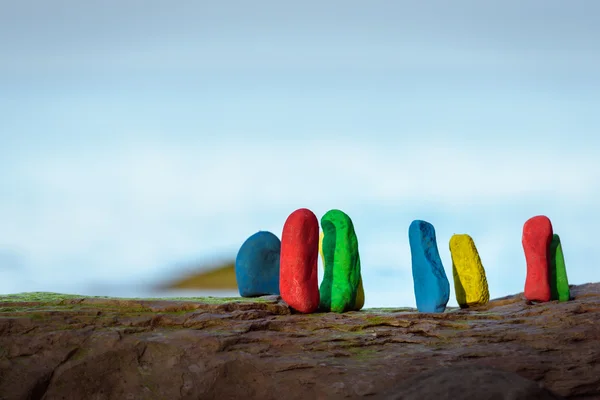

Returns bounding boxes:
[381,366,564,399]
[0,284,599,399]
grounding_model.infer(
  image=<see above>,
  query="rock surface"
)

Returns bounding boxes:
[523,215,553,302]
[279,208,320,313]
[381,366,565,400]
[450,234,490,308]
[550,234,570,302]
[409,220,450,313]
[235,231,281,297]
[2,283,600,400]
[319,210,362,313]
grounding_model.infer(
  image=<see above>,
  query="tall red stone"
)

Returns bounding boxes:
[280,208,320,313]
[522,215,553,302]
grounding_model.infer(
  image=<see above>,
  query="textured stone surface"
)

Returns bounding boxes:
[319,231,365,311]
[235,231,281,297]
[2,283,600,399]
[449,234,490,308]
[550,234,570,302]
[279,208,320,313]
[409,220,450,313]
[319,210,362,313]
[381,366,565,400]
[523,215,553,302]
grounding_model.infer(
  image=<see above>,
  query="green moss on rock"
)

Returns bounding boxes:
[0,292,276,305]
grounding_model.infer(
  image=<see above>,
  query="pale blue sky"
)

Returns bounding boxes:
[1,1,599,307]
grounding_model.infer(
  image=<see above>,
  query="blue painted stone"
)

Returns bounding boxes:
[408,220,450,313]
[235,231,281,297]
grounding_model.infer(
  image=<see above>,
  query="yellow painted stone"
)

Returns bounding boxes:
[449,234,489,308]
[319,231,365,310]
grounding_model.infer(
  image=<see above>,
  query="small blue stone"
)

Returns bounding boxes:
[235,231,281,297]
[409,220,450,313]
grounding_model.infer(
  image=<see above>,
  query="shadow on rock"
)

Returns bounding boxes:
[381,366,565,400]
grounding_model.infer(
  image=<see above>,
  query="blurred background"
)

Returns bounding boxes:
[1,1,599,307]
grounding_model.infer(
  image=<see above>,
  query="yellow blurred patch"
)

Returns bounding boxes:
[160,261,237,290]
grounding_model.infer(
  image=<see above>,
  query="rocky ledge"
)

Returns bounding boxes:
[1,284,599,400]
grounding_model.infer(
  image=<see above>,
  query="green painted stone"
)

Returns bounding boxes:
[319,209,361,313]
[549,234,570,302]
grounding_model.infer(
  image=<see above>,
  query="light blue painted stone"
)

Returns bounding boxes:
[408,220,450,313]
[235,231,281,297]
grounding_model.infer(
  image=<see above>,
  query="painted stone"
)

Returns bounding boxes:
[550,234,570,302]
[449,234,489,308]
[280,208,320,313]
[408,220,450,313]
[319,231,365,311]
[234,231,281,297]
[318,210,363,312]
[522,215,553,303]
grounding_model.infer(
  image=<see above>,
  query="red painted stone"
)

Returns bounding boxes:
[280,208,320,313]
[522,215,553,302]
